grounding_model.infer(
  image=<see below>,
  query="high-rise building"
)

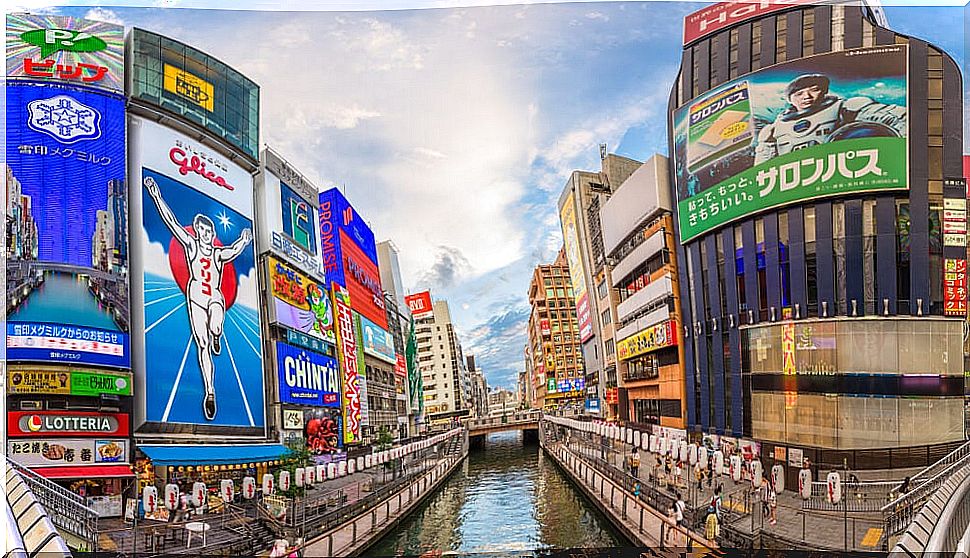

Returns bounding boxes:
[467,356,490,418]
[601,154,687,430]
[527,248,586,410]
[558,152,641,417]
[415,300,470,426]
[669,1,965,473]
[108,178,127,274]
[377,241,415,439]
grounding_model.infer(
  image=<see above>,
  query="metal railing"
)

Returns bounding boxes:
[882,449,970,537]
[889,461,970,556]
[466,410,541,431]
[803,479,898,512]
[907,439,970,488]
[7,458,100,551]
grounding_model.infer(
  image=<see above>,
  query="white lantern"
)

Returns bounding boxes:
[295,467,306,487]
[714,450,724,476]
[658,437,668,455]
[649,435,657,453]
[688,444,698,466]
[365,455,373,468]
[699,447,709,470]
[242,477,256,500]
[356,457,364,471]
[752,460,763,487]
[626,429,634,445]
[143,486,159,514]
[327,463,336,480]
[679,441,689,462]
[772,464,785,493]
[305,466,315,486]
[827,472,842,504]
[261,474,274,496]
[165,484,180,510]
[634,430,642,448]
[279,471,291,492]
[731,455,742,482]
[220,479,234,502]
[640,433,649,451]
[798,468,812,500]
[338,461,347,477]
[316,464,326,482]
[348,459,356,475]
[192,482,206,507]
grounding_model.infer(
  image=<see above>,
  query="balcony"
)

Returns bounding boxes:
[616,275,672,323]
[616,306,670,342]
[611,233,664,286]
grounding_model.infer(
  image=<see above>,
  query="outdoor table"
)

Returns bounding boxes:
[185,521,210,548]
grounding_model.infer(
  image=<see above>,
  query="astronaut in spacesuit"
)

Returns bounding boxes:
[754,74,907,165]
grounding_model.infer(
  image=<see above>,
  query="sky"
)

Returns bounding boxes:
[12,0,969,390]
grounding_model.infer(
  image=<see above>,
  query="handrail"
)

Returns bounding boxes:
[908,439,970,488]
[882,450,970,536]
[7,458,100,551]
[889,461,970,556]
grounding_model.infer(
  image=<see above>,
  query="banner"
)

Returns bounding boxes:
[267,255,335,344]
[333,284,361,444]
[560,192,593,342]
[8,438,128,467]
[7,14,125,92]
[616,320,677,360]
[6,82,129,368]
[304,408,342,455]
[130,116,263,429]
[406,314,423,414]
[8,411,129,438]
[944,259,967,316]
[673,46,909,243]
[359,314,396,364]
[404,291,433,319]
[7,369,131,396]
[275,342,340,407]
[683,0,816,45]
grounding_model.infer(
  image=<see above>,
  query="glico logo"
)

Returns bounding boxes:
[169,147,234,191]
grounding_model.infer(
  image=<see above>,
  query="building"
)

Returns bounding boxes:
[601,154,687,430]
[516,371,529,410]
[558,151,641,417]
[488,388,518,417]
[527,248,586,409]
[415,299,470,426]
[377,241,417,438]
[669,0,965,471]
[467,356,490,418]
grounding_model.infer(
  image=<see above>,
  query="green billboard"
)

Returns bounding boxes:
[72,370,132,396]
[672,46,909,243]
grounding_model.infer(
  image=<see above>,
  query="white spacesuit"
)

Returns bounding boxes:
[754,74,907,165]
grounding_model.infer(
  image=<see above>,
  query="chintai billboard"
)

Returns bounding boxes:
[129,115,264,432]
[672,46,909,243]
[5,81,129,368]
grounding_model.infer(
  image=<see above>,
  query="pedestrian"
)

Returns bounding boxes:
[675,492,688,529]
[767,479,778,525]
[709,484,723,522]
[695,461,703,490]
[665,503,677,544]
[674,460,684,488]
[634,482,641,499]
[760,477,770,520]
[630,448,641,479]
[899,476,911,495]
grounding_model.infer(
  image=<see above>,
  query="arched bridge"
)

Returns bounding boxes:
[466,410,542,443]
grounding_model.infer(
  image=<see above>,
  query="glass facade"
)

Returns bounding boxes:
[129,28,260,161]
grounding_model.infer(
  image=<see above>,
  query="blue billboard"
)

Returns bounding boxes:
[319,187,378,288]
[5,81,129,368]
[281,183,317,255]
[276,342,340,407]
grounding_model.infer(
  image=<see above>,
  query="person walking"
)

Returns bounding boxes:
[767,480,778,526]
[630,448,641,479]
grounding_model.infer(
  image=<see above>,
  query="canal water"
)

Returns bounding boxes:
[8,272,120,330]
[367,431,626,557]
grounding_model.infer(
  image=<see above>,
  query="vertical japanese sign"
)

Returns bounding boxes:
[353,313,369,429]
[7,14,124,93]
[782,321,797,409]
[560,192,593,342]
[944,259,967,316]
[943,198,967,247]
[333,284,361,444]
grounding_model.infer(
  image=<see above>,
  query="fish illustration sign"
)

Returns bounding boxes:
[129,115,264,430]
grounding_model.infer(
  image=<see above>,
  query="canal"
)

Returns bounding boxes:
[367,431,627,556]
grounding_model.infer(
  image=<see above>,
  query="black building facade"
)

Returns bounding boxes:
[668,1,966,468]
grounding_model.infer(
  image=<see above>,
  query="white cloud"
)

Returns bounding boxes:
[140,229,173,279]
[585,11,609,21]
[236,269,259,312]
[84,7,125,26]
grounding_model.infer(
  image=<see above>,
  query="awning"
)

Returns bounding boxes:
[138,444,291,466]
[33,465,134,479]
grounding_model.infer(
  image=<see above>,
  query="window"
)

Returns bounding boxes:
[775,13,787,63]
[729,28,739,79]
[597,280,608,300]
[751,21,762,70]
[831,5,845,52]
[803,9,815,56]
[863,200,877,315]
[833,203,846,315]
[601,309,611,326]
[779,212,791,309]
[756,218,767,321]
[805,207,818,317]
[735,227,746,319]
[897,201,911,315]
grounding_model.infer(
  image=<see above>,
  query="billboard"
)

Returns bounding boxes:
[333,284,362,444]
[8,411,129,438]
[6,81,129,368]
[673,46,909,243]
[7,14,124,92]
[7,438,127,467]
[129,115,263,429]
[129,28,259,161]
[266,255,335,345]
[7,368,131,396]
[275,341,340,407]
[683,0,814,46]
[617,320,678,361]
[405,291,434,319]
[359,314,396,364]
[560,192,594,343]
[305,407,343,455]
[319,188,387,329]
[259,149,324,278]
[944,259,967,317]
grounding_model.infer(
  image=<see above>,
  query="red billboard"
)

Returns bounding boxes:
[395,354,407,378]
[8,411,130,438]
[683,0,813,45]
[341,229,388,329]
[944,259,968,316]
[540,319,551,337]
[405,291,434,319]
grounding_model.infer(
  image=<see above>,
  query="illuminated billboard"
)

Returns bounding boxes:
[683,0,814,46]
[359,313,396,364]
[275,341,340,407]
[129,28,259,161]
[319,188,387,329]
[258,148,324,278]
[559,192,593,342]
[129,115,263,430]
[333,284,362,444]
[617,320,678,361]
[266,255,335,345]
[6,82,129,368]
[404,291,433,319]
[6,13,124,92]
[673,46,908,243]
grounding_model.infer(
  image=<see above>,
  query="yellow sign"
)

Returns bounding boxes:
[617,320,677,361]
[163,63,214,112]
[7,370,71,394]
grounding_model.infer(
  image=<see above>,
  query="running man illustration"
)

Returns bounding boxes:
[144,176,253,420]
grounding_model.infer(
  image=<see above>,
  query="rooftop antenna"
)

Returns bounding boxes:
[599,143,607,161]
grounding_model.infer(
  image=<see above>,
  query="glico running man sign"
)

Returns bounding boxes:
[672,46,908,243]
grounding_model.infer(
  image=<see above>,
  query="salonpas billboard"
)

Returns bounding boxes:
[672,46,908,243]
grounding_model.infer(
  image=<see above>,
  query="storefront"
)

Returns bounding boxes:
[137,444,291,497]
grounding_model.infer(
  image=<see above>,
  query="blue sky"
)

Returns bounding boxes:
[19,0,968,389]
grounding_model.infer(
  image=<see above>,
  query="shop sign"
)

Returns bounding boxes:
[788,448,804,467]
[333,284,362,444]
[285,327,331,355]
[282,409,304,430]
[547,378,557,393]
[585,398,600,413]
[163,63,213,112]
[557,378,586,393]
[773,446,786,462]
[540,319,551,337]
[7,438,128,466]
[272,232,326,278]
[617,320,677,361]
[6,369,132,396]
[605,387,619,405]
[404,291,433,319]
[395,354,407,378]
[682,0,816,45]
[276,341,340,407]
[72,370,132,396]
[944,198,967,247]
[8,411,129,437]
[944,259,968,316]
[268,255,335,344]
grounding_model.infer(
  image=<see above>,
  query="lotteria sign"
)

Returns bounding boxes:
[8,411,129,437]
[683,0,815,45]
[276,341,340,407]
